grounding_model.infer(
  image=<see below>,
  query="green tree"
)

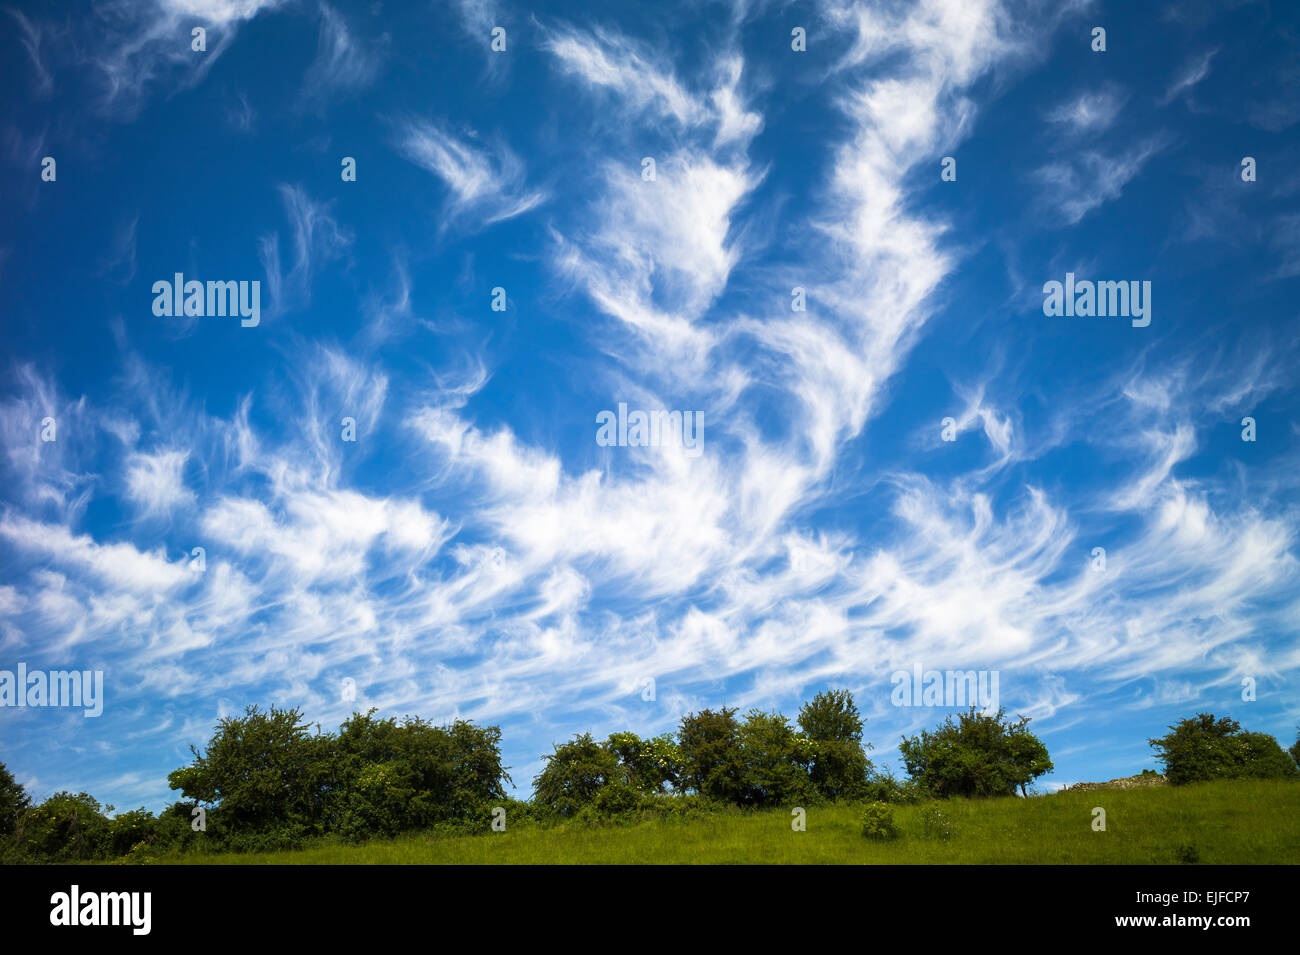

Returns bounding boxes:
[1150,714,1299,785]
[14,792,110,861]
[166,705,333,835]
[737,709,815,806]
[606,731,684,793]
[1289,726,1299,771]
[107,808,157,856]
[0,760,31,837]
[532,733,619,816]
[678,707,746,803]
[327,709,510,836]
[899,707,1053,798]
[798,689,873,799]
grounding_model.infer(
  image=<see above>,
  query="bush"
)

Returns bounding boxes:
[798,690,873,800]
[107,808,157,857]
[1149,714,1300,785]
[606,732,684,794]
[860,801,899,841]
[899,707,1053,798]
[14,792,110,861]
[151,801,205,854]
[167,705,332,835]
[678,707,746,804]
[592,780,642,816]
[532,733,619,817]
[0,761,31,837]
[736,710,815,807]
[165,706,511,843]
[861,771,925,804]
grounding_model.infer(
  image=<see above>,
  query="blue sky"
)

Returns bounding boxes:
[1,0,1298,811]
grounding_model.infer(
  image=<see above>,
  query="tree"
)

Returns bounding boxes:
[14,792,110,861]
[330,710,511,834]
[166,705,334,835]
[678,707,746,803]
[1149,714,1299,785]
[0,760,31,837]
[606,732,684,794]
[798,689,873,800]
[532,733,619,816]
[1289,726,1299,772]
[899,707,1053,798]
[737,709,815,806]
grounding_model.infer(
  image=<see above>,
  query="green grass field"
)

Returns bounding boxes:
[152,779,1300,865]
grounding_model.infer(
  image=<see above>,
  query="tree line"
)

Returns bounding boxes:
[0,692,1295,862]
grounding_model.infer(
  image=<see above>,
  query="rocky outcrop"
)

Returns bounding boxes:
[1061,772,1166,793]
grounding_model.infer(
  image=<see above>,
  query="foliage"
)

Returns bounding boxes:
[860,801,899,840]
[532,733,619,816]
[798,690,873,800]
[860,770,926,804]
[736,709,815,806]
[606,731,684,794]
[1148,713,1300,785]
[329,710,511,837]
[678,707,746,803]
[0,761,30,837]
[899,707,1053,798]
[13,791,110,862]
[160,704,510,847]
[166,705,332,837]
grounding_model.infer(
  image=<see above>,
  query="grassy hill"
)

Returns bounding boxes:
[152,779,1300,865]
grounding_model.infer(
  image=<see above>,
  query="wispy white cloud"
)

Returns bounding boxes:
[87,0,288,119]
[1046,87,1126,134]
[1033,136,1169,225]
[257,184,353,317]
[125,449,195,516]
[394,118,547,228]
[1159,49,1216,105]
[301,3,385,106]
[6,8,54,98]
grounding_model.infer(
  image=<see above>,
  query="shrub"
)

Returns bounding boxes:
[736,709,815,807]
[151,801,204,854]
[1149,714,1300,785]
[798,690,873,800]
[861,770,926,804]
[14,792,110,861]
[532,733,619,817]
[606,732,684,794]
[166,705,332,835]
[107,808,157,857]
[678,707,746,804]
[0,761,31,837]
[592,781,642,816]
[166,706,511,842]
[860,801,899,841]
[899,707,1053,798]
